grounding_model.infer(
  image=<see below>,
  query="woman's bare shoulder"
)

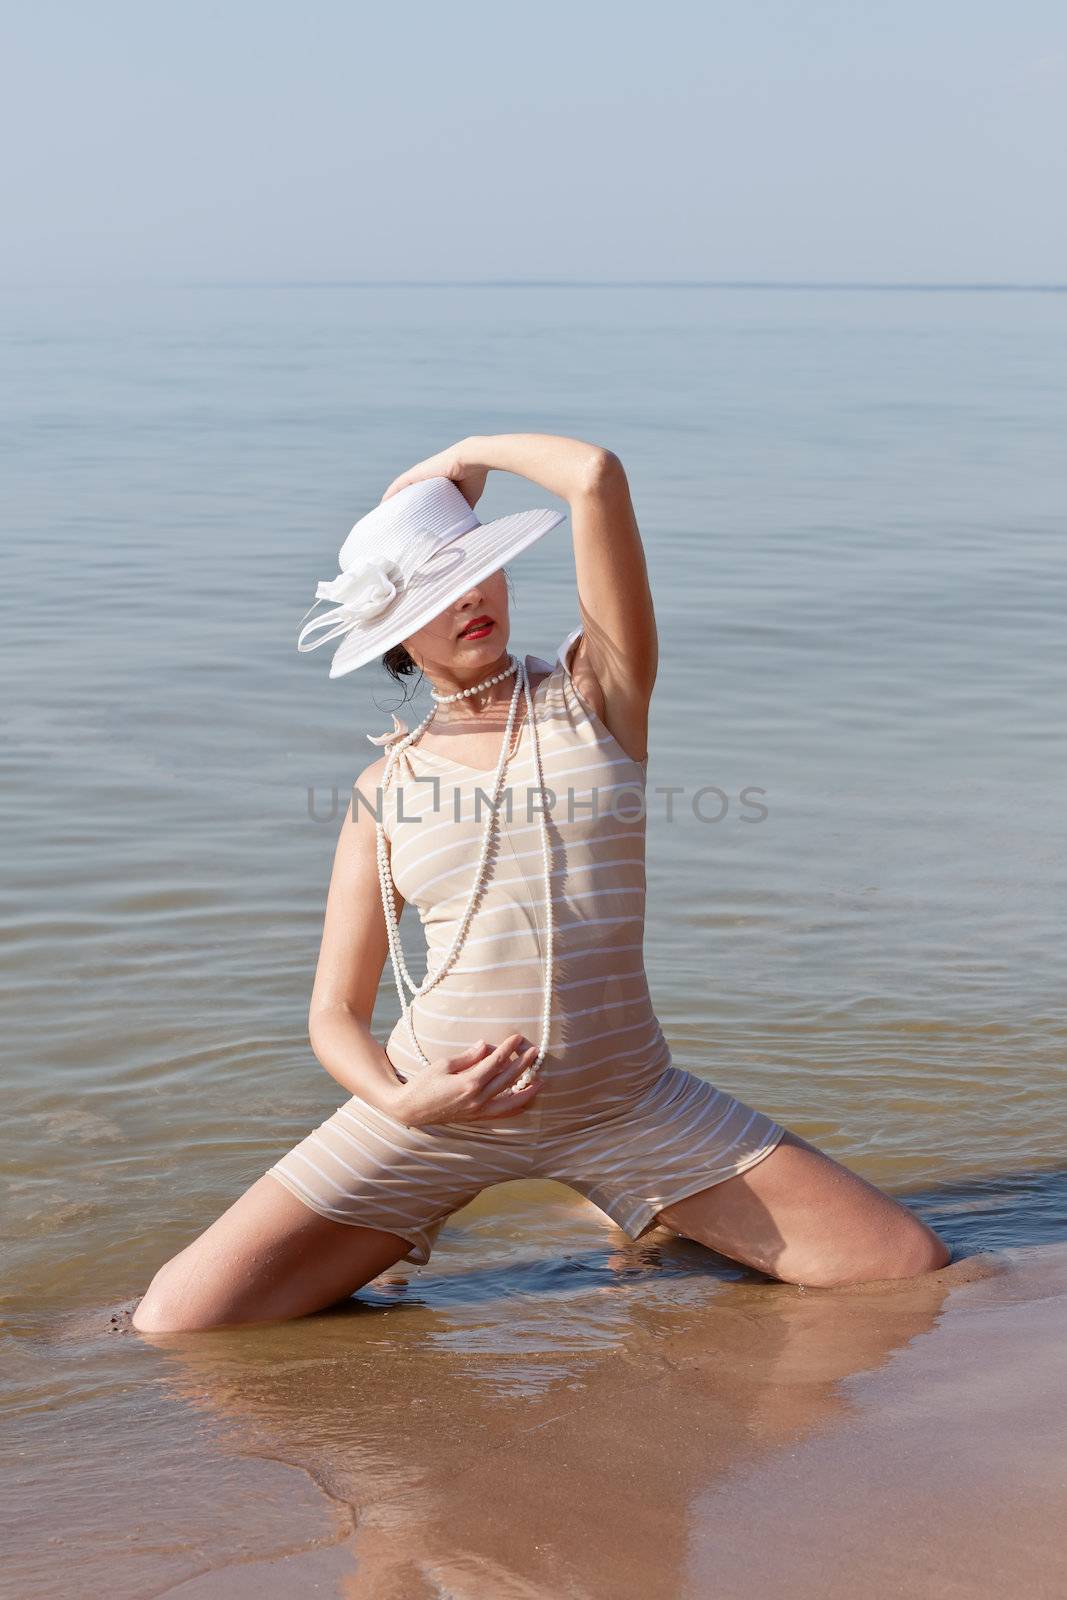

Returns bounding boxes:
[340,751,393,840]
[355,750,391,791]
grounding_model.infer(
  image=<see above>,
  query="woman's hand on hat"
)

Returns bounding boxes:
[380,438,489,512]
[390,1033,542,1127]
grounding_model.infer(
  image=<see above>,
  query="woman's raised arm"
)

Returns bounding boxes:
[382,432,658,762]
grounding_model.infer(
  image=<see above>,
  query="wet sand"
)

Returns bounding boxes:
[99,1232,1066,1599]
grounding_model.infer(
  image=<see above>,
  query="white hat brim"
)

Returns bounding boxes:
[325,505,567,678]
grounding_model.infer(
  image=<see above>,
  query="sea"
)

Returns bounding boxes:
[3,281,1066,1596]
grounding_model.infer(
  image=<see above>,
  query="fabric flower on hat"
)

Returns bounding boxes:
[316,559,402,620]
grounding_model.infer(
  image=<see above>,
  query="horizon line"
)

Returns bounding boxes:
[4,276,1067,295]
[192,277,1067,294]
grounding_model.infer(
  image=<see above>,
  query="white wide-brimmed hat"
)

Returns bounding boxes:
[297,476,567,678]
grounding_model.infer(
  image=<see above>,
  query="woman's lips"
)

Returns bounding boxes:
[460,619,494,639]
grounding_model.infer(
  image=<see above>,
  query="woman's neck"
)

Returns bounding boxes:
[428,651,517,720]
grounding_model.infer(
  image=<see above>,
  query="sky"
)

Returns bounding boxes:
[3,0,1066,286]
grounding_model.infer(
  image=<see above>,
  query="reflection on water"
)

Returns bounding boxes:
[6,1176,1061,1598]
[114,1213,970,1600]
[2,282,1066,1594]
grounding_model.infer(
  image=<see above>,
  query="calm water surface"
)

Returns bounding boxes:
[2,284,1066,1595]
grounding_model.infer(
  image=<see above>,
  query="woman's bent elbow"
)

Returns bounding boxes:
[581,447,624,493]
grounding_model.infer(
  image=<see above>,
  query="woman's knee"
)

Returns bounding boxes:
[777,1220,952,1289]
[133,1238,293,1333]
[132,1238,252,1333]
[132,1254,220,1334]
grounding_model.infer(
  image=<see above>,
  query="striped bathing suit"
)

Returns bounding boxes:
[265,626,786,1264]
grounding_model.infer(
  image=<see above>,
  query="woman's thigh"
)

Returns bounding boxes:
[132,1174,415,1334]
[655,1129,951,1288]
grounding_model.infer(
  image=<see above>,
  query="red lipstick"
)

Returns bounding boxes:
[459,616,494,639]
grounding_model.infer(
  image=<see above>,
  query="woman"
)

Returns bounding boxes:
[133,433,951,1334]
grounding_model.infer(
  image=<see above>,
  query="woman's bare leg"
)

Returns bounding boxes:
[131,1174,416,1333]
[655,1129,951,1287]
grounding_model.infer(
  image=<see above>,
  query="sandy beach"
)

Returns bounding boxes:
[39,1231,1062,1599]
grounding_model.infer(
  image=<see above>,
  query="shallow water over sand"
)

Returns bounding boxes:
[3,282,1066,1595]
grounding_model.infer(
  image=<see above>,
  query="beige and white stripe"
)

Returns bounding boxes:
[266,627,785,1262]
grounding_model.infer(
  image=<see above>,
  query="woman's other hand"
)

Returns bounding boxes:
[390,1033,543,1127]
[380,439,488,510]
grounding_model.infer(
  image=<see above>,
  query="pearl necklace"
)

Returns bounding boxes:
[374,652,553,1094]
[429,657,518,703]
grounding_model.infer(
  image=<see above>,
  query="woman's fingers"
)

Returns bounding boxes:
[472,1047,540,1111]
[461,1033,524,1085]
[444,1039,494,1073]
[469,1037,534,1104]
[463,1036,524,1088]
[476,1075,544,1119]
[380,444,488,508]
[428,1034,543,1122]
